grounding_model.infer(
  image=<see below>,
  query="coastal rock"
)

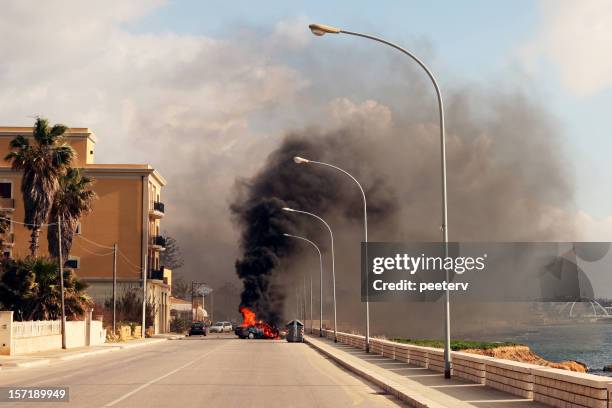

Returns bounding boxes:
[604,365,612,372]
[464,345,588,373]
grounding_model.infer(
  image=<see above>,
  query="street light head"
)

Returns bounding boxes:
[282,233,290,237]
[293,156,310,164]
[282,207,294,212]
[309,23,341,36]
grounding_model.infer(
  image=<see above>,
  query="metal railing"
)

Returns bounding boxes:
[12,320,62,338]
[151,235,166,248]
[153,201,165,213]
[149,267,166,280]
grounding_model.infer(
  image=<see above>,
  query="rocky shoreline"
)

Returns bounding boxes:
[464,345,588,373]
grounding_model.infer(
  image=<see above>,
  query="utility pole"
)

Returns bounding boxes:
[57,214,66,349]
[112,243,117,334]
[210,290,214,323]
[303,275,307,323]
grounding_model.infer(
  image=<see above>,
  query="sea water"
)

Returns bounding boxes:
[484,323,612,376]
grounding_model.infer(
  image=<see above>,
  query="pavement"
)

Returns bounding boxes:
[305,334,549,408]
[0,333,406,407]
[0,338,168,368]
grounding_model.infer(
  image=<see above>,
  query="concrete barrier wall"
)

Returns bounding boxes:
[533,369,610,408]
[485,358,538,399]
[315,329,612,408]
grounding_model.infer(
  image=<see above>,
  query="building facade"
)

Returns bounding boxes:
[0,126,171,334]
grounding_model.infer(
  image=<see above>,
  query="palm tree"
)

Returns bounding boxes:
[0,257,92,321]
[4,118,74,257]
[47,168,96,260]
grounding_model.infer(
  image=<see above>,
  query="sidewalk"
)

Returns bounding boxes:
[305,335,548,408]
[0,338,167,368]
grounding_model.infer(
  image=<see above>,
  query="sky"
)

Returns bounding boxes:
[134,0,612,232]
[1,0,612,289]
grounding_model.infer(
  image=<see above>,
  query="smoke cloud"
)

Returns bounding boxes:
[0,3,590,335]
[230,89,577,334]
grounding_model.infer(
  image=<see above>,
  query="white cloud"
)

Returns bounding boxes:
[0,0,311,278]
[575,211,612,241]
[521,0,612,96]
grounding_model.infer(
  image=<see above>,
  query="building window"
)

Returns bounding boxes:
[0,182,11,198]
[65,257,80,269]
[75,222,81,234]
[2,249,11,259]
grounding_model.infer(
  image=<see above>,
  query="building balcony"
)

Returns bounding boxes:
[149,201,165,219]
[1,232,14,247]
[149,266,172,285]
[150,235,166,251]
[149,267,165,280]
[0,197,15,211]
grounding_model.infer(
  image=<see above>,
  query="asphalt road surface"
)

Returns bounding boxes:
[0,333,403,408]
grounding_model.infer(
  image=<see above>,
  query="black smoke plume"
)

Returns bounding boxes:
[231,86,576,335]
[231,135,397,325]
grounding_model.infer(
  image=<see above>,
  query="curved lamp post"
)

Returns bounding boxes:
[293,156,371,352]
[308,23,452,378]
[282,207,338,342]
[283,233,323,335]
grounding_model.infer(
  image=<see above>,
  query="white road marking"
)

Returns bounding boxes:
[102,344,222,407]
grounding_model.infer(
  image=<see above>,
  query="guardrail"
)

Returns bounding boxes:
[311,328,612,408]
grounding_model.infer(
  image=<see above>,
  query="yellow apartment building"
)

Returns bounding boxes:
[0,127,171,334]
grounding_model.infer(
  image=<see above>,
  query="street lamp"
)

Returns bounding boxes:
[283,233,323,335]
[309,23,452,378]
[293,156,372,352]
[282,207,338,342]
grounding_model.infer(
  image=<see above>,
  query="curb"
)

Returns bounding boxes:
[1,359,51,368]
[115,338,167,349]
[1,338,168,369]
[58,347,118,361]
[305,336,444,408]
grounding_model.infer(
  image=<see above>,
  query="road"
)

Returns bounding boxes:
[0,334,403,408]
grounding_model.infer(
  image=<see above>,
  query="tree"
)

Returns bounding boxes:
[160,235,184,270]
[171,275,190,299]
[0,257,92,321]
[47,168,96,259]
[4,118,74,256]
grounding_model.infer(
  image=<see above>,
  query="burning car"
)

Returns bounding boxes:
[235,307,279,339]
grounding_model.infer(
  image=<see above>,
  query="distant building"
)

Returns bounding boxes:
[0,126,171,334]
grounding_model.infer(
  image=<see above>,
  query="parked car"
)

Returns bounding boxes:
[209,322,225,333]
[222,322,233,332]
[188,322,207,336]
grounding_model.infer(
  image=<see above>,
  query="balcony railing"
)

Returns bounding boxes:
[153,201,165,213]
[149,267,165,280]
[0,197,15,210]
[151,235,166,248]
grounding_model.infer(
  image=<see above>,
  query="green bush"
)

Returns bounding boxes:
[391,338,521,351]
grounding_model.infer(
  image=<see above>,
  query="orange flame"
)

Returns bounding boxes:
[239,306,257,327]
[239,306,279,339]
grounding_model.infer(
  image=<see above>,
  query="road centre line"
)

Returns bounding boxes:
[103,343,223,407]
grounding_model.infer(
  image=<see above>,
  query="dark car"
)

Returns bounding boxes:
[188,322,207,336]
[235,324,264,339]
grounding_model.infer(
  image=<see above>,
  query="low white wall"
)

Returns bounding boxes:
[0,311,12,355]
[314,329,612,408]
[3,312,106,355]
[13,335,62,355]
